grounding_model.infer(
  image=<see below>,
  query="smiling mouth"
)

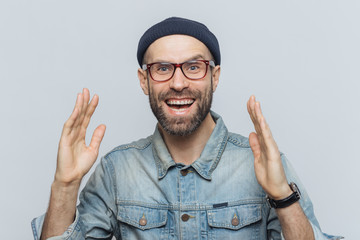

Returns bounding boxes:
[166,99,195,111]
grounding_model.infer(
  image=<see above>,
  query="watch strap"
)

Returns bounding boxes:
[266,182,301,208]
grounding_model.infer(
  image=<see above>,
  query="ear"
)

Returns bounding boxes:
[211,65,221,92]
[138,68,149,95]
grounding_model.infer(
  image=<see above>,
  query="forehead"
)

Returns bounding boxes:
[144,35,212,63]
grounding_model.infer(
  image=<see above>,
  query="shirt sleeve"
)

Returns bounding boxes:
[77,156,119,238]
[31,210,82,240]
[267,153,343,240]
[31,156,119,239]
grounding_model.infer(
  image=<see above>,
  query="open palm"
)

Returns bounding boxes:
[55,88,106,184]
[247,96,291,200]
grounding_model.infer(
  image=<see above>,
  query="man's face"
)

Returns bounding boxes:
[138,35,220,136]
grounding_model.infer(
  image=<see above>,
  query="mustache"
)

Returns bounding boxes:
[158,89,202,101]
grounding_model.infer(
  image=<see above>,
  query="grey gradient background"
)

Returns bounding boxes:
[1,0,359,239]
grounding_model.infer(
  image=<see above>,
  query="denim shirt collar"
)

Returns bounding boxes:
[152,111,229,180]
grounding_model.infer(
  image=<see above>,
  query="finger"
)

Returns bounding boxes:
[249,97,263,137]
[256,101,274,147]
[249,132,261,160]
[62,93,83,136]
[261,117,279,153]
[246,96,252,115]
[254,102,273,140]
[254,101,264,124]
[247,96,256,123]
[62,108,80,136]
[254,103,279,155]
[248,96,267,150]
[89,124,106,153]
[72,92,85,129]
[254,101,264,135]
[81,94,99,130]
[247,95,255,117]
[78,88,91,126]
[247,96,259,128]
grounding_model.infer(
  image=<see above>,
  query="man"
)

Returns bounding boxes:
[32,17,339,239]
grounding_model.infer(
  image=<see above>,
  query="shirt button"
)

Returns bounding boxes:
[139,215,147,226]
[180,169,189,176]
[181,214,190,222]
[231,215,239,226]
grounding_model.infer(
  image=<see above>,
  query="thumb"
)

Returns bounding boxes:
[249,132,261,159]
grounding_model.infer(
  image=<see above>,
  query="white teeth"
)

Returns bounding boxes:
[171,108,187,112]
[166,99,194,105]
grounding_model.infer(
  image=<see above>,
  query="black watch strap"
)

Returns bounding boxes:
[266,182,301,208]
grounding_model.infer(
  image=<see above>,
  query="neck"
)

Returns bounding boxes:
[159,113,216,165]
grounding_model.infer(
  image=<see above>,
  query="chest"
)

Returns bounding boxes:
[113,162,272,240]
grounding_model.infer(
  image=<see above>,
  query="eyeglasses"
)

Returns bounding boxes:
[142,60,215,82]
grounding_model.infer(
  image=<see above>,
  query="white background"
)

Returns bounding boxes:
[1,0,358,239]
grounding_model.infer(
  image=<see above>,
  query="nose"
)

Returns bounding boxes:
[169,67,189,91]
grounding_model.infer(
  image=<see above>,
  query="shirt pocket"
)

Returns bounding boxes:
[117,205,171,239]
[206,204,263,239]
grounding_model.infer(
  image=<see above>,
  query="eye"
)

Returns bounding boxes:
[185,62,202,72]
[189,65,199,71]
[152,63,173,74]
[158,65,171,72]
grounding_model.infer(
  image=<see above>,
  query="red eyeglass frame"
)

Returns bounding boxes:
[142,60,215,82]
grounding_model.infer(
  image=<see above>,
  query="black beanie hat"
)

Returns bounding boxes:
[137,17,221,67]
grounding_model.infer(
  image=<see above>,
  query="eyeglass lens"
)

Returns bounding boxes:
[149,61,208,81]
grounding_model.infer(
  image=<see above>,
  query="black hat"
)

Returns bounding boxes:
[137,17,221,67]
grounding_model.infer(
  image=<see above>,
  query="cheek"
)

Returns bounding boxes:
[149,84,165,100]
[199,82,212,96]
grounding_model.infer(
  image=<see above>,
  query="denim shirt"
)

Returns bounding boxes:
[32,111,341,240]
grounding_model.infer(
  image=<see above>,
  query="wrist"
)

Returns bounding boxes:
[53,171,83,187]
[51,179,81,192]
[267,182,301,209]
[270,184,293,200]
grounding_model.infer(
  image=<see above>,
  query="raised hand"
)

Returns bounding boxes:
[55,88,106,185]
[41,89,106,239]
[247,95,292,200]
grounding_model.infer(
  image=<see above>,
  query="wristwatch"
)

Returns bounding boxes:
[266,182,301,208]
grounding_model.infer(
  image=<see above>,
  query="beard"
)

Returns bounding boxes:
[148,79,213,136]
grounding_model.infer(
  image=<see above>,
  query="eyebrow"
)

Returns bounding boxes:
[185,54,205,61]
